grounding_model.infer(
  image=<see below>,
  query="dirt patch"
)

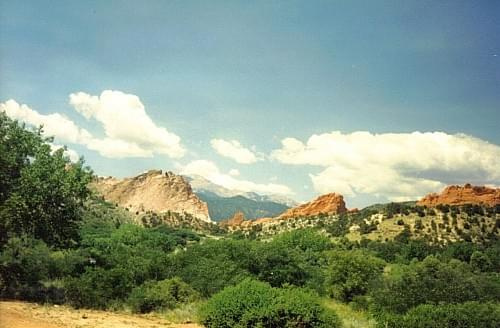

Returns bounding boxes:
[0,301,202,328]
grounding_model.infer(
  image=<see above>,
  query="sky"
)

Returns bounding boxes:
[1,0,499,208]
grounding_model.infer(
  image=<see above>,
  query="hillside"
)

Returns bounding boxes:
[345,202,500,244]
[196,190,289,222]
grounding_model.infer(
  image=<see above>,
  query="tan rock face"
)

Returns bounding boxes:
[93,170,211,222]
[278,193,347,219]
[417,184,500,207]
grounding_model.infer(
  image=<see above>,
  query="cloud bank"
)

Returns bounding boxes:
[70,90,184,158]
[181,160,293,195]
[1,90,185,159]
[210,138,261,164]
[272,131,500,201]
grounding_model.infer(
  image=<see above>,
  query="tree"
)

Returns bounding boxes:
[0,113,92,247]
[371,256,500,314]
[470,251,493,272]
[325,249,385,302]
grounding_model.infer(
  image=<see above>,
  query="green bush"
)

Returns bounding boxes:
[376,302,500,328]
[64,267,134,309]
[325,250,385,302]
[371,256,500,314]
[169,239,253,297]
[0,236,51,298]
[127,277,199,313]
[199,279,341,328]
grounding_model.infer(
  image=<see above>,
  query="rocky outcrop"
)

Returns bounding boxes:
[417,184,500,207]
[278,193,347,219]
[219,211,246,227]
[93,170,211,222]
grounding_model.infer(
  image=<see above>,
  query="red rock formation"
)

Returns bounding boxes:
[278,193,347,219]
[220,211,246,227]
[417,184,500,207]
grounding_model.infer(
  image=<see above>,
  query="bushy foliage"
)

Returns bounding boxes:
[0,236,52,298]
[168,239,253,297]
[371,255,500,314]
[64,267,134,309]
[127,278,199,313]
[0,112,92,247]
[273,228,333,253]
[376,302,500,328]
[199,279,341,328]
[325,249,385,302]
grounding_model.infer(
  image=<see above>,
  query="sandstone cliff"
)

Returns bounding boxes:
[278,193,347,219]
[219,211,246,227]
[93,170,211,222]
[417,184,500,207]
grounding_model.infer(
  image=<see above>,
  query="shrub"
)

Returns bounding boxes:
[0,236,51,298]
[199,279,340,328]
[64,267,134,309]
[470,251,493,272]
[170,239,252,297]
[127,277,199,313]
[251,239,315,289]
[376,302,500,328]
[371,256,500,314]
[325,250,385,302]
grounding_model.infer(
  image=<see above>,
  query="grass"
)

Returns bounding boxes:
[323,299,376,328]
[160,302,202,324]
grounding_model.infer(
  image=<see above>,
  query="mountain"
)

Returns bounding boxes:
[278,193,348,219]
[185,175,298,207]
[418,184,500,207]
[92,170,212,222]
[196,190,289,222]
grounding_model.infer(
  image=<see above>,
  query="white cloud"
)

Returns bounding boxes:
[181,160,293,195]
[70,90,185,158]
[272,131,500,200]
[210,138,261,164]
[1,99,92,144]
[229,169,240,176]
[1,91,186,159]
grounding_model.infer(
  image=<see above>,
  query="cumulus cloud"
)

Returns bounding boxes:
[1,99,92,144]
[272,131,500,200]
[210,138,261,164]
[69,90,185,158]
[1,91,185,159]
[181,160,293,195]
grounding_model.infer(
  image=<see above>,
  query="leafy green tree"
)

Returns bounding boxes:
[0,113,92,247]
[372,256,500,314]
[470,251,493,272]
[325,249,385,302]
[169,239,253,297]
[251,241,310,288]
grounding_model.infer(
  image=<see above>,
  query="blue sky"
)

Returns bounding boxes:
[1,1,499,208]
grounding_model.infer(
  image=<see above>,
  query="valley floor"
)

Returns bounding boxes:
[0,301,202,328]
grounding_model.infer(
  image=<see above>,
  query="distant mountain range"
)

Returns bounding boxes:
[185,175,296,221]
